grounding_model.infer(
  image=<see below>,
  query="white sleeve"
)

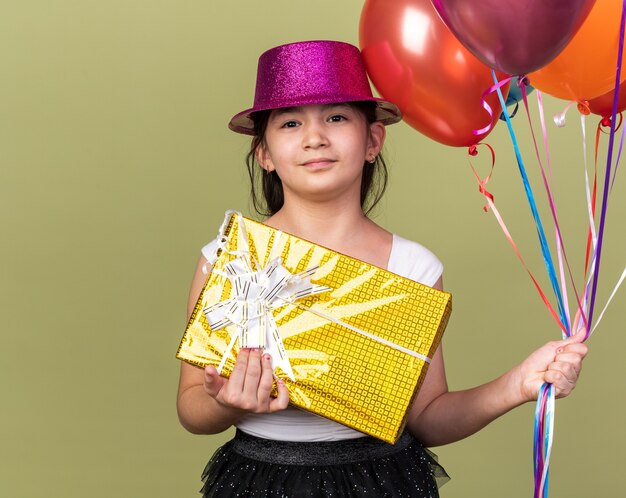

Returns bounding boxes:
[388,234,443,287]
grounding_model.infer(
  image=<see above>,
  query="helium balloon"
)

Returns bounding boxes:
[500,77,534,121]
[360,0,509,147]
[431,0,596,75]
[588,81,626,117]
[530,0,626,102]
[506,77,534,107]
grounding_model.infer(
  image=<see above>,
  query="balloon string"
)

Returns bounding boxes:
[535,90,575,334]
[580,117,626,336]
[532,386,544,494]
[468,146,568,335]
[553,102,576,128]
[531,89,572,331]
[499,100,519,121]
[613,119,625,188]
[584,120,599,288]
[533,383,555,498]
[493,70,569,334]
[537,91,595,331]
[610,112,626,189]
[527,88,591,335]
[533,383,553,498]
[542,384,555,498]
[539,91,591,334]
[578,115,598,333]
[468,143,496,212]
[473,76,513,135]
[583,119,601,279]
[598,111,625,190]
[584,118,626,336]
[588,0,626,330]
[589,266,626,336]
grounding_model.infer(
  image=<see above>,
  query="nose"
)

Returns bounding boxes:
[302,121,328,149]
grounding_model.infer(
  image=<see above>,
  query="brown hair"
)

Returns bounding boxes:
[245,101,389,217]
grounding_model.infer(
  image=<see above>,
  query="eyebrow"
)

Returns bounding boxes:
[272,104,351,117]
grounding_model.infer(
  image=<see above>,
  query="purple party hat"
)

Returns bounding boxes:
[229,40,402,135]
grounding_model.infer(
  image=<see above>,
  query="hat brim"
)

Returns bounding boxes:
[228,97,402,135]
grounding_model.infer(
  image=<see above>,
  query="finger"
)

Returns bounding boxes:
[269,378,290,413]
[544,369,575,396]
[559,342,589,358]
[228,348,250,393]
[561,329,587,346]
[555,341,588,360]
[257,353,275,403]
[242,349,263,400]
[204,365,226,397]
[548,361,578,384]
[554,352,584,374]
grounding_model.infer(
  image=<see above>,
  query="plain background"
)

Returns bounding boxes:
[2,1,624,497]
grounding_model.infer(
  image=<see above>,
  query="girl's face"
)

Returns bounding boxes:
[256,104,385,205]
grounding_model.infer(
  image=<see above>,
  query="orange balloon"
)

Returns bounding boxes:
[359,0,509,147]
[529,0,626,102]
[588,80,626,117]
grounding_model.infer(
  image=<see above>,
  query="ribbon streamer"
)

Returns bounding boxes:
[474,76,513,136]
[468,146,568,335]
[525,87,587,335]
[530,3,626,495]
[533,383,555,498]
[611,113,625,188]
[588,0,626,328]
[493,70,570,335]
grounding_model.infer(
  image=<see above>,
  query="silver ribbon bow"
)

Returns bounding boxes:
[202,212,330,381]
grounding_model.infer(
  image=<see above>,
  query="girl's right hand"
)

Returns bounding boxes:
[203,348,290,414]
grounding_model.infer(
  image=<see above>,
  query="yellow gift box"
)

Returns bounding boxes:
[177,211,452,444]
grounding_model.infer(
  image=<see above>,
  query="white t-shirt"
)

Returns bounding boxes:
[200,233,443,442]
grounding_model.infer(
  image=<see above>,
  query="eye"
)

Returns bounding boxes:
[280,120,299,129]
[328,114,347,123]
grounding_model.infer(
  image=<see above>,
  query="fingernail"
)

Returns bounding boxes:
[277,379,284,385]
[264,354,271,361]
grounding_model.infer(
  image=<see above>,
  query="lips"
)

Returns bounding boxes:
[301,158,337,168]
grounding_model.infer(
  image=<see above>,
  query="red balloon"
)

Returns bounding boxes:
[359,0,509,147]
[431,0,596,75]
[588,81,626,117]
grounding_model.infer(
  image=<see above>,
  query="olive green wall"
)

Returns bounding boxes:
[2,2,624,497]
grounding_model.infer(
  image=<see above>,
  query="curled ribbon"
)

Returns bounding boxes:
[474,76,514,136]
[468,143,495,212]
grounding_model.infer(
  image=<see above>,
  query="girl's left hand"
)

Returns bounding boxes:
[516,330,589,402]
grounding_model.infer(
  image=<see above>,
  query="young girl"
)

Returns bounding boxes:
[177,40,587,497]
